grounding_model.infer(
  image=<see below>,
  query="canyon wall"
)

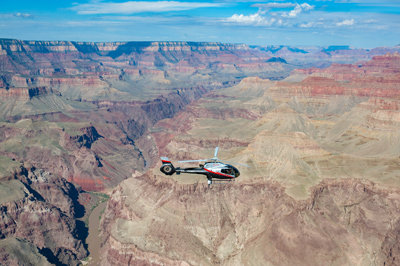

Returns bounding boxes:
[0,39,295,264]
[0,160,88,265]
[1,39,269,190]
[98,52,400,265]
[99,174,400,266]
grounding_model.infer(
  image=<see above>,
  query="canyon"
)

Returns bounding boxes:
[0,39,399,265]
[99,53,400,265]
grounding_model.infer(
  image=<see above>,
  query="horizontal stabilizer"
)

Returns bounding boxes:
[161,157,171,163]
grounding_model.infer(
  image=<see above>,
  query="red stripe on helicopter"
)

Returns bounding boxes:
[162,160,171,163]
[204,168,234,178]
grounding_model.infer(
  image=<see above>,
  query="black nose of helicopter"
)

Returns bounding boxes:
[233,167,240,177]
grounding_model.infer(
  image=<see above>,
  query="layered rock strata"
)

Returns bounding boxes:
[0,38,293,190]
[98,52,400,265]
[1,39,400,265]
[0,161,87,265]
[99,174,400,266]
[150,53,400,198]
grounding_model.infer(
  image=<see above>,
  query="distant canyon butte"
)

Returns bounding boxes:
[0,39,400,265]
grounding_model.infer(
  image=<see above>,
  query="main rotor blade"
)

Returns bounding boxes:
[214,147,219,158]
[221,160,251,167]
[178,159,208,163]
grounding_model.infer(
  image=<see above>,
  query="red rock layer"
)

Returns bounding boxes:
[272,52,400,98]
[0,87,55,101]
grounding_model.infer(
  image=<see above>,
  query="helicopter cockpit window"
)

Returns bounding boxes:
[221,168,234,175]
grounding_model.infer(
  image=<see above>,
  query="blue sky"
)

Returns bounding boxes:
[0,0,399,47]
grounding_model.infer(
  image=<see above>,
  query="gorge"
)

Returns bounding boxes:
[0,39,399,265]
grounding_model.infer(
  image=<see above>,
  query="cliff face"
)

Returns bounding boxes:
[271,52,400,98]
[0,162,87,266]
[99,174,400,266]
[0,39,252,74]
[0,87,57,101]
[0,39,248,54]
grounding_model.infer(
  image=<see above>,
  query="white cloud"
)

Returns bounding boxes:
[225,2,316,27]
[336,19,354,26]
[301,3,315,11]
[300,21,314,27]
[282,3,314,18]
[14,13,34,19]
[226,12,277,26]
[70,1,223,15]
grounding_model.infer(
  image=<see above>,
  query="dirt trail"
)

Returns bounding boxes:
[87,201,108,266]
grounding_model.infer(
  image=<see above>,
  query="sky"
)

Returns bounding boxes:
[0,0,399,47]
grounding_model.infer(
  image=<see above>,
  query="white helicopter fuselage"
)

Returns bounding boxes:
[160,147,248,184]
[203,162,239,178]
[160,159,239,180]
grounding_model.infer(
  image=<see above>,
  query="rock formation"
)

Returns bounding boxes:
[0,39,295,190]
[1,38,400,265]
[99,174,400,266]
[98,53,400,265]
[0,159,87,265]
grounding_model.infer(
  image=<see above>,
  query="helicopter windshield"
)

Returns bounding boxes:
[221,165,240,177]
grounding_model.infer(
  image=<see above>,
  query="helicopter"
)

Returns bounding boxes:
[160,147,250,185]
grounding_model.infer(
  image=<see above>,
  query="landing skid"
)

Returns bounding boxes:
[208,178,235,186]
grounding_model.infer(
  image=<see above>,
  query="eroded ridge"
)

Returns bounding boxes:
[100,174,400,266]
